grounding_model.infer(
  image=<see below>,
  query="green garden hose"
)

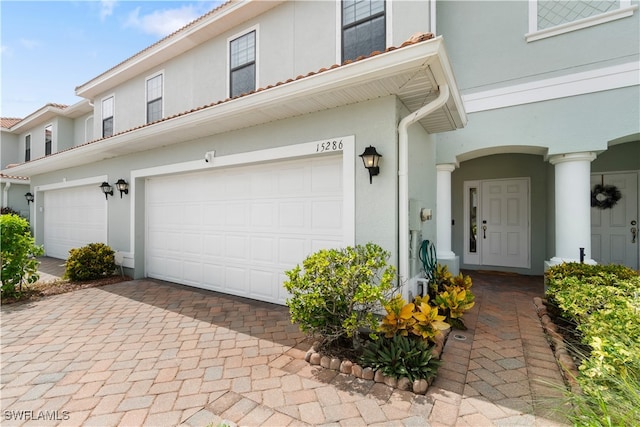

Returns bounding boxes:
[419,239,437,282]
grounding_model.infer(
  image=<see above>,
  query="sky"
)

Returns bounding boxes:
[1,0,222,119]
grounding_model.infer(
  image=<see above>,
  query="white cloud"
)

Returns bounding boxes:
[20,39,41,50]
[0,45,11,56]
[124,5,203,38]
[100,0,117,21]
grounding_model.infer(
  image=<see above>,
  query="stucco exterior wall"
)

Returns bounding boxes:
[436,0,639,92]
[29,96,403,278]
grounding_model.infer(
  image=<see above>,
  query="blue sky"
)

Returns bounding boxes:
[1,0,221,118]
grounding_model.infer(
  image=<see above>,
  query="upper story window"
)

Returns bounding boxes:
[146,73,163,123]
[229,30,256,98]
[25,135,31,161]
[102,96,114,138]
[342,0,386,62]
[44,125,52,156]
[527,0,637,42]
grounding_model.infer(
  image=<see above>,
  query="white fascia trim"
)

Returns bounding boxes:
[526,5,638,43]
[34,175,108,192]
[462,61,640,113]
[129,136,356,267]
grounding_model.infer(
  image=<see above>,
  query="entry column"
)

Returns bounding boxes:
[548,152,597,266]
[436,164,459,274]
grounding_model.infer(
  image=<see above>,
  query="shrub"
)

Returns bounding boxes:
[360,334,441,382]
[379,294,450,343]
[428,264,475,329]
[545,263,640,422]
[64,243,116,282]
[1,207,20,216]
[1,214,44,297]
[284,243,397,347]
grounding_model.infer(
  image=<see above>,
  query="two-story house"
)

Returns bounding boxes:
[2,0,468,304]
[1,0,638,306]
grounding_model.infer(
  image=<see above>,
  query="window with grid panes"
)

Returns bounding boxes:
[44,125,52,155]
[102,97,114,138]
[342,0,385,62]
[147,74,163,123]
[230,31,256,98]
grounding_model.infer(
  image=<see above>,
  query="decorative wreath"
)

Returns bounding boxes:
[591,184,622,210]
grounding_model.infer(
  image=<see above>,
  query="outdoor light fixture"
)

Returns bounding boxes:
[25,192,34,205]
[100,181,113,200]
[359,145,382,184]
[115,179,129,198]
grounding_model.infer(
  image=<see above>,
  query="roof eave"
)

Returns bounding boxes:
[4,37,466,178]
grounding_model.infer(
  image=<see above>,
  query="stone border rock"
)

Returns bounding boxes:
[533,296,581,393]
[303,331,449,395]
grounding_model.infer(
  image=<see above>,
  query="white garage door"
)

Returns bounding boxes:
[146,155,344,305]
[44,185,108,259]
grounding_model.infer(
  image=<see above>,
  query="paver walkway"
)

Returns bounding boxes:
[1,263,569,426]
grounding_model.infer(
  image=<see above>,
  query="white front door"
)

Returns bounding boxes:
[591,172,639,269]
[480,178,530,268]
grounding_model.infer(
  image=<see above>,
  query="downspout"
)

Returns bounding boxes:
[397,83,450,291]
[2,181,10,208]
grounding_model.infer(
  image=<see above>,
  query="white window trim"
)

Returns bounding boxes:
[101,94,115,137]
[145,70,164,123]
[44,123,53,155]
[526,1,637,42]
[227,25,259,98]
[335,0,391,64]
[24,134,32,161]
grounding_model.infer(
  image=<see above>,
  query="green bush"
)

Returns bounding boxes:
[284,243,397,347]
[64,243,116,282]
[545,263,640,422]
[1,214,44,297]
[360,334,441,382]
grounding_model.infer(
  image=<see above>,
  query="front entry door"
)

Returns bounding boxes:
[480,178,530,268]
[591,172,639,269]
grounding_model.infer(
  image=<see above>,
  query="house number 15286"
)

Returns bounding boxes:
[316,140,344,153]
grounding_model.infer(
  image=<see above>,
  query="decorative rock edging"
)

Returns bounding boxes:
[533,296,581,393]
[304,330,449,396]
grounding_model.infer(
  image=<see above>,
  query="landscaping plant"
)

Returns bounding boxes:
[64,242,116,282]
[428,264,475,329]
[284,243,397,348]
[379,294,450,343]
[545,263,640,425]
[360,333,441,382]
[1,213,44,297]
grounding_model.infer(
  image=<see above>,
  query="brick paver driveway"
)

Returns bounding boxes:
[1,275,569,426]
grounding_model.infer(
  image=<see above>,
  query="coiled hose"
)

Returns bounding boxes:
[419,239,437,283]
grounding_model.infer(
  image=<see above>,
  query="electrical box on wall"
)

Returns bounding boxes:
[409,199,421,231]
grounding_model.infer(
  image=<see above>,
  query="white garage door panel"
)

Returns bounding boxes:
[146,155,343,304]
[44,185,107,259]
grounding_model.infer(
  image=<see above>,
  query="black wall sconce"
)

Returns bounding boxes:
[115,179,129,198]
[100,182,113,200]
[359,145,382,184]
[25,192,34,205]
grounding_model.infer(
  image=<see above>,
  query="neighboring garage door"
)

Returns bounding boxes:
[146,154,343,305]
[44,185,108,259]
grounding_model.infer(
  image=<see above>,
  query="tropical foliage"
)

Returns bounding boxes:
[64,243,116,282]
[1,213,43,297]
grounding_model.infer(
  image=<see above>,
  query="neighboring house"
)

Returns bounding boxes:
[1,117,30,218]
[1,1,638,306]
